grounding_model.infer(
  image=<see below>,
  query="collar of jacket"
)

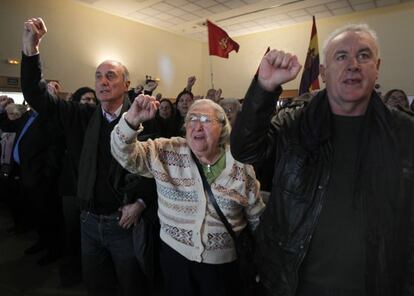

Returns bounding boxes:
[299,89,389,152]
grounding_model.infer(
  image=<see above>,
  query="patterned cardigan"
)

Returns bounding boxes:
[111,115,265,264]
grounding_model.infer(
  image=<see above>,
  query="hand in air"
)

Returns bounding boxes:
[258,49,302,92]
[23,17,47,56]
[124,94,159,129]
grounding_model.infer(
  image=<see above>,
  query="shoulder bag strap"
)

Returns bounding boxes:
[191,151,237,241]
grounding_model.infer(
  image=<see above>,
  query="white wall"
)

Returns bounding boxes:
[0,0,204,97]
[1,1,413,99]
[202,3,414,98]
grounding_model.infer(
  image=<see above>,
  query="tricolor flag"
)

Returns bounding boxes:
[207,20,240,59]
[299,16,320,95]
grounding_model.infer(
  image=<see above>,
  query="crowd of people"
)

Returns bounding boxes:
[0,16,413,296]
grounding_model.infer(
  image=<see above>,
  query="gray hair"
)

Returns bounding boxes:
[5,103,28,118]
[219,98,241,112]
[185,99,231,146]
[321,23,380,65]
[99,60,130,82]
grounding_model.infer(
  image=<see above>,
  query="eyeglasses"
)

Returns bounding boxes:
[185,114,221,126]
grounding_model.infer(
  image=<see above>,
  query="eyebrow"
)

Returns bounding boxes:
[334,47,373,56]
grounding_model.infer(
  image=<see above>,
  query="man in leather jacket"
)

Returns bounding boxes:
[231,24,414,296]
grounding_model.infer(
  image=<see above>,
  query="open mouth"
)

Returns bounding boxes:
[193,135,205,140]
[343,78,362,85]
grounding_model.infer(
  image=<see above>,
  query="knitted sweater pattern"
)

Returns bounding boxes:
[111,115,265,264]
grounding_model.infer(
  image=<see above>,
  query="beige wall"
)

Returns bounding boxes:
[202,3,414,98]
[1,0,413,98]
[0,0,204,97]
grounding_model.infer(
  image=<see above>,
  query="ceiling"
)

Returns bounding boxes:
[74,0,412,41]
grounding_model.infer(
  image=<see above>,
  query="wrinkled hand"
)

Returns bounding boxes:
[0,96,14,112]
[118,201,145,229]
[144,81,158,92]
[124,94,159,129]
[23,17,47,56]
[258,49,302,92]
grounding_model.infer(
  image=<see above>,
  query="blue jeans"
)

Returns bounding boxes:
[80,211,146,296]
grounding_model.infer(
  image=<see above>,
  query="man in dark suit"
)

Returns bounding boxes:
[0,96,64,266]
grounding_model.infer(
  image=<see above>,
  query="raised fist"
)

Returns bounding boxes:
[258,49,302,92]
[124,94,159,129]
[23,17,47,56]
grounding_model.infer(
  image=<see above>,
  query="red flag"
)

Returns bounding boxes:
[256,46,270,75]
[299,16,320,95]
[207,20,240,59]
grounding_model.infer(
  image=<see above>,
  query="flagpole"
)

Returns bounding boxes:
[209,55,214,89]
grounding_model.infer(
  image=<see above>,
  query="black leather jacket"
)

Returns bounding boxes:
[231,79,414,296]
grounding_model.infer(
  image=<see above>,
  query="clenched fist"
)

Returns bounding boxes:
[124,94,160,129]
[23,17,47,56]
[258,49,302,92]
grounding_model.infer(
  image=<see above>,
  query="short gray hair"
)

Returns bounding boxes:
[321,23,380,65]
[99,60,130,82]
[185,99,231,146]
[5,103,28,118]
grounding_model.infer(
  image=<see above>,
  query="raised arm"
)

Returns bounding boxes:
[185,76,196,92]
[111,94,161,176]
[20,18,93,128]
[230,50,302,164]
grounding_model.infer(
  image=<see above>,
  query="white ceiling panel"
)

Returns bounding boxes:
[331,7,354,15]
[73,0,412,41]
[326,0,349,9]
[352,2,376,10]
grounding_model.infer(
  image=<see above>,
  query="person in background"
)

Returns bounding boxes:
[155,93,162,102]
[174,90,194,134]
[383,88,409,109]
[0,93,64,266]
[142,98,179,139]
[219,98,241,128]
[206,88,222,103]
[0,100,29,235]
[231,23,414,296]
[128,84,143,101]
[111,97,265,296]
[70,86,97,105]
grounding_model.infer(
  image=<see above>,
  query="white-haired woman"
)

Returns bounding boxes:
[111,97,265,296]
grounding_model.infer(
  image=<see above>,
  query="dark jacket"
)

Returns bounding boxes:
[0,109,64,187]
[20,53,156,209]
[231,79,414,296]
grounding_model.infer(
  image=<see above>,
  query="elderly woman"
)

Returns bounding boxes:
[383,89,409,109]
[111,97,265,296]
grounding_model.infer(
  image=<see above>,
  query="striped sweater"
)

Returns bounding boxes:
[111,114,265,264]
